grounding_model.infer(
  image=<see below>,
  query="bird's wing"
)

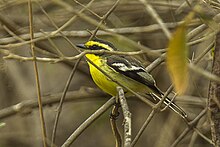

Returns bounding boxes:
[106,55,162,94]
[106,55,187,118]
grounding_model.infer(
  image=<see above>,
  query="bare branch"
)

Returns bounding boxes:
[2,49,158,63]
[0,21,199,45]
[0,88,108,120]
[28,1,47,146]
[117,87,131,147]
[138,0,171,39]
[51,58,82,146]
[189,63,220,84]
[89,0,121,40]
[171,108,208,147]
[61,97,115,147]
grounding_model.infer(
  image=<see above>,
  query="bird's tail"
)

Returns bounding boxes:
[151,92,187,118]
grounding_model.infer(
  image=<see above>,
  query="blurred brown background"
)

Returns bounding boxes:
[0,0,216,147]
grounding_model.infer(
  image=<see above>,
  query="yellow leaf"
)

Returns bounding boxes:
[211,42,216,57]
[167,23,188,94]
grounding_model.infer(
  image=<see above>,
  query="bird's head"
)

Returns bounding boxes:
[76,39,117,51]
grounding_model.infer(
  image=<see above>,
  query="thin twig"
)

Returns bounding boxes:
[188,24,207,40]
[193,127,214,145]
[138,0,171,39]
[61,97,115,147]
[49,0,159,57]
[0,21,199,45]
[131,85,175,147]
[0,2,71,66]
[51,0,99,36]
[117,87,131,147]
[89,0,121,40]
[2,25,24,42]
[189,128,199,147]
[2,49,155,63]
[32,4,90,144]
[51,58,82,147]
[36,1,84,54]
[131,108,156,147]
[40,30,64,57]
[171,108,207,147]
[145,54,166,72]
[192,40,215,64]
[74,0,102,19]
[189,63,220,84]
[28,1,47,147]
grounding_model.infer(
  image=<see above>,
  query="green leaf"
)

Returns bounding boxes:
[167,23,188,94]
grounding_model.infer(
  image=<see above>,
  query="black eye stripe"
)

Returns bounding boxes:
[90,44,106,50]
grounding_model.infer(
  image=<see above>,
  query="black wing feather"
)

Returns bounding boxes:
[106,55,187,118]
[106,55,162,94]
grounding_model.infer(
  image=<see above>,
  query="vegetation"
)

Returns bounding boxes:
[0,0,219,147]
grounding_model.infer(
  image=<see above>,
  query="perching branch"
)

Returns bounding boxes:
[110,97,122,147]
[117,87,132,147]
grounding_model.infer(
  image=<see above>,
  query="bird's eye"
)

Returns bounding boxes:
[90,45,105,50]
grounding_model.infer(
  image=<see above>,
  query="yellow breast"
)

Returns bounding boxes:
[85,54,149,96]
[86,54,118,96]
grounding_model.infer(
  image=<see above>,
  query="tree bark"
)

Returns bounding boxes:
[208,32,220,147]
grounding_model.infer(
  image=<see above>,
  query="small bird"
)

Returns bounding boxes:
[77,38,187,118]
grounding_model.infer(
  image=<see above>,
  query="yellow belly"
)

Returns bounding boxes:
[86,54,149,96]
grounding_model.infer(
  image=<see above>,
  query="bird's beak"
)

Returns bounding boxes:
[76,44,87,49]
